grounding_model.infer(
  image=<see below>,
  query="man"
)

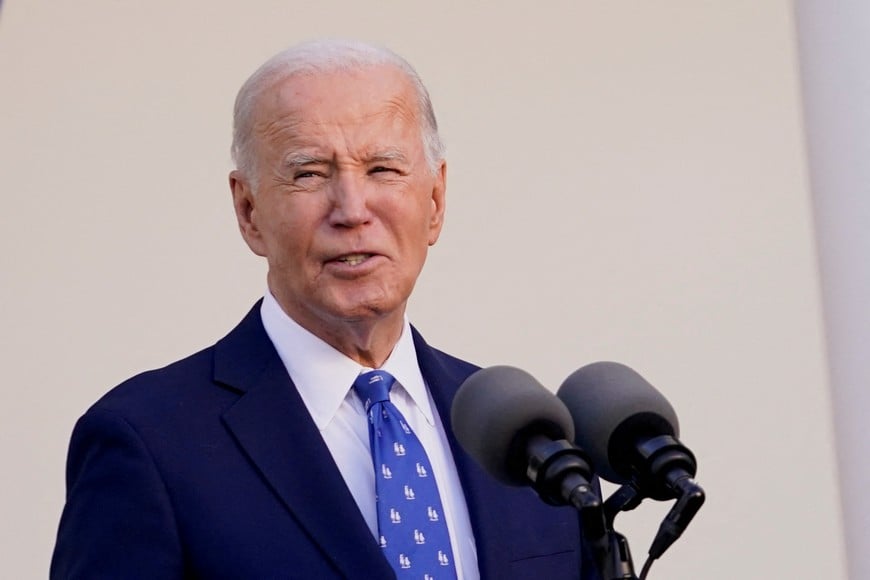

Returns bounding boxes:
[51,39,599,579]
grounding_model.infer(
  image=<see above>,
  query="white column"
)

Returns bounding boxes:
[795,2,870,578]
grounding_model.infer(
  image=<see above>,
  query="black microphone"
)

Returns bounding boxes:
[556,361,698,499]
[451,366,601,514]
[557,361,705,560]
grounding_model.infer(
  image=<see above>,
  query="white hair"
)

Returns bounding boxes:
[231,39,445,183]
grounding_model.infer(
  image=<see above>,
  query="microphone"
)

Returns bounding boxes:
[451,366,600,513]
[557,361,705,561]
[556,361,698,499]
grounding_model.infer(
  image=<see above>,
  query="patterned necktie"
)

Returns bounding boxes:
[354,370,458,580]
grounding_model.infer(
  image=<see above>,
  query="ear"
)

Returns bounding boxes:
[229,170,268,257]
[427,160,447,246]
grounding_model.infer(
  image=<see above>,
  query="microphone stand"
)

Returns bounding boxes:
[522,435,705,578]
[550,472,641,580]
[592,467,705,580]
[625,434,707,577]
[569,472,705,580]
[584,484,642,580]
[522,436,640,580]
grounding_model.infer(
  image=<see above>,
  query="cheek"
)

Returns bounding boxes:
[259,214,306,263]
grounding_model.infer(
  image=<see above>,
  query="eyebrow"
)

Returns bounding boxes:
[368,148,409,164]
[281,148,410,169]
[282,152,329,169]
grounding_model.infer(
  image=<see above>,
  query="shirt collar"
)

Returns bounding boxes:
[259,291,434,430]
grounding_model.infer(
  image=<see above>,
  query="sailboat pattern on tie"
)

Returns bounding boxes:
[354,370,458,580]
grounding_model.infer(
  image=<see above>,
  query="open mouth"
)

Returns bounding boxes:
[335,253,373,266]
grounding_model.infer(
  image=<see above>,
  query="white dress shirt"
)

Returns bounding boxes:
[260,292,479,579]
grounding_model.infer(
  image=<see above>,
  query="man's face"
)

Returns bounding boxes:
[231,65,445,336]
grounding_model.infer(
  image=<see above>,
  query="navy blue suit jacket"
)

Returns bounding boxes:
[52,304,599,579]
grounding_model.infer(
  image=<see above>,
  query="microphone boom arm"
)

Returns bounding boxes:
[523,435,639,579]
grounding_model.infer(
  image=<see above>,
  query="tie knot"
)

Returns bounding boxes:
[353,370,396,411]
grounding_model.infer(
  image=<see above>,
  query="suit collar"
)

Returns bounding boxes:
[259,292,436,429]
[212,300,271,394]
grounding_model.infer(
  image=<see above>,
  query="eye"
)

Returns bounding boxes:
[294,170,322,180]
[369,165,402,176]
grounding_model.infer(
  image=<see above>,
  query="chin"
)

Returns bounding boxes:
[324,292,406,323]
[330,303,393,323]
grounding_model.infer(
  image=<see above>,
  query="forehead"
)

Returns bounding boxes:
[252,65,422,150]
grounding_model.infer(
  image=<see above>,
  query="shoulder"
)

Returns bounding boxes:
[83,346,234,429]
[86,302,266,425]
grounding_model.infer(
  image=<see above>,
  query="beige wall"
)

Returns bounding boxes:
[0,1,846,578]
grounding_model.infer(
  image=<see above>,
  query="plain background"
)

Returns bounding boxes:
[0,1,849,578]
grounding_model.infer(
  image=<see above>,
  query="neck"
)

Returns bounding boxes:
[270,295,405,368]
[315,315,404,368]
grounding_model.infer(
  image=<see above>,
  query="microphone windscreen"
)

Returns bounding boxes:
[557,362,679,484]
[451,365,575,486]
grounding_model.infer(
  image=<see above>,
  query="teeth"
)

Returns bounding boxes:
[338,253,370,266]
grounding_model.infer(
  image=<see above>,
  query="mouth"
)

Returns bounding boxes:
[333,253,374,267]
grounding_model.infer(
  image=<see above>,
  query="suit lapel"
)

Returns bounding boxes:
[214,304,395,580]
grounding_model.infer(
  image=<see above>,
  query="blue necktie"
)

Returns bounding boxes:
[354,370,458,579]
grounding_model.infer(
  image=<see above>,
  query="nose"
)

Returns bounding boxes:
[328,171,373,228]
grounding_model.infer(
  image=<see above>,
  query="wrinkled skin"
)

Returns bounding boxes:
[230,65,446,367]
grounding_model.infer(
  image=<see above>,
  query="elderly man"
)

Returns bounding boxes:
[51,40,599,579]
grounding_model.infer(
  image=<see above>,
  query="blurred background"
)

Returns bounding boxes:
[2,1,866,578]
